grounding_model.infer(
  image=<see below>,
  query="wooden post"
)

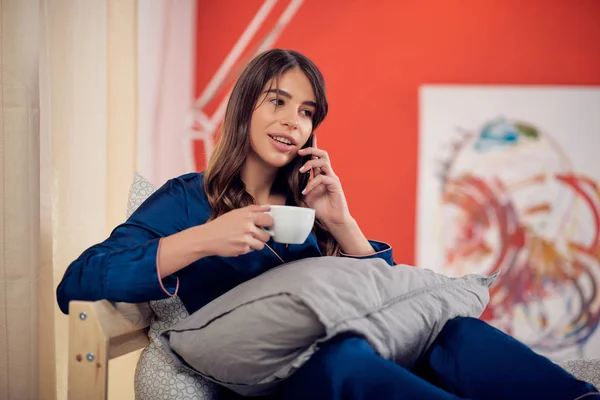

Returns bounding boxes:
[67,300,151,400]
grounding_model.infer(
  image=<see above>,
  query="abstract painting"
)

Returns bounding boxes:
[417,86,600,360]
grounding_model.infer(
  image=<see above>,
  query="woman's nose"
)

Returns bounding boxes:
[281,112,299,129]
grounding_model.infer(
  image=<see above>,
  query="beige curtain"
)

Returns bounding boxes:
[42,1,138,398]
[0,0,57,399]
[1,0,137,398]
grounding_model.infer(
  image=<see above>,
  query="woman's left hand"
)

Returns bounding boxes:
[298,136,352,228]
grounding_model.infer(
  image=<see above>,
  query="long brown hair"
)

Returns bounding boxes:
[204,49,340,256]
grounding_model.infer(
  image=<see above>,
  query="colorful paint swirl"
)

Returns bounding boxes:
[439,118,600,355]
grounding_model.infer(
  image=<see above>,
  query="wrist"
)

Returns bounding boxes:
[189,224,215,259]
[324,216,375,256]
[157,224,214,279]
[323,215,357,234]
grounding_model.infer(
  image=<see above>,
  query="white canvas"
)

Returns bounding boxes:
[417,85,600,361]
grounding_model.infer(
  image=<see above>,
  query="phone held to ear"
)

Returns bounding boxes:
[299,134,315,198]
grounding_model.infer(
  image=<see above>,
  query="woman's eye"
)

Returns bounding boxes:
[301,109,314,118]
[270,98,284,106]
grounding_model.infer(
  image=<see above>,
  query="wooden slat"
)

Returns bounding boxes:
[101,301,152,336]
[68,302,109,400]
[67,300,152,400]
[100,302,152,359]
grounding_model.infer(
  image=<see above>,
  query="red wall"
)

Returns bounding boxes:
[194,0,600,264]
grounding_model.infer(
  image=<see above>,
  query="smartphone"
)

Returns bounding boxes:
[299,134,315,196]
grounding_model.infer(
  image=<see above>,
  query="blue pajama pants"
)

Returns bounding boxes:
[227,317,599,399]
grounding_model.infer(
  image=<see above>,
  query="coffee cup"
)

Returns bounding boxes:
[265,205,315,244]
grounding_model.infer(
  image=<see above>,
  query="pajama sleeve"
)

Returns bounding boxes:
[56,177,193,314]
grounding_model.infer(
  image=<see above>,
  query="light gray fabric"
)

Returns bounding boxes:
[160,256,498,396]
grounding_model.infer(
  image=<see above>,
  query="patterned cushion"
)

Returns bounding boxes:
[135,296,219,400]
[126,173,219,400]
[126,172,157,218]
[558,358,600,389]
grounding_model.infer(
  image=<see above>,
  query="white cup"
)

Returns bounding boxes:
[265,205,316,244]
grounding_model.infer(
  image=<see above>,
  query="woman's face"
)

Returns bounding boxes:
[248,67,316,169]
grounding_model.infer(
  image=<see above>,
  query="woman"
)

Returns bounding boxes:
[57,49,597,400]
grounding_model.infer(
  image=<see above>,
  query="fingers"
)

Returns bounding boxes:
[299,158,333,175]
[302,174,323,195]
[247,212,272,245]
[251,224,272,243]
[298,143,331,179]
[254,211,274,228]
[302,174,338,195]
[235,227,269,256]
[253,212,273,243]
[246,235,267,252]
[247,204,271,212]
[298,147,329,160]
[238,226,269,255]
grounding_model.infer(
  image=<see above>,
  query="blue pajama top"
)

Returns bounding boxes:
[56,172,395,315]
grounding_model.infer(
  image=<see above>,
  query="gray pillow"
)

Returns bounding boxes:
[160,256,498,396]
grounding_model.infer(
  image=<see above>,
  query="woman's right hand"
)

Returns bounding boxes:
[157,205,273,279]
[203,204,274,257]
